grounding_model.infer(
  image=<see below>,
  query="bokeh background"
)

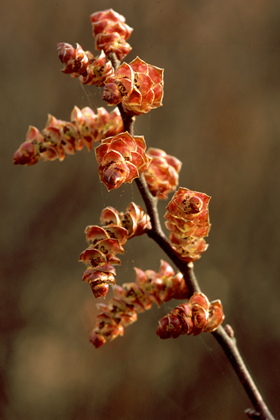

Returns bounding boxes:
[1,0,280,419]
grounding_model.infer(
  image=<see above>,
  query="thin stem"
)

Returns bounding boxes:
[213,326,275,420]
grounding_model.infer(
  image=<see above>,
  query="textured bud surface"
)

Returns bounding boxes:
[89,260,189,347]
[103,57,164,115]
[57,43,114,87]
[165,187,211,261]
[144,148,182,199]
[80,203,151,298]
[90,9,133,60]
[95,132,151,190]
[13,107,123,165]
[157,293,224,339]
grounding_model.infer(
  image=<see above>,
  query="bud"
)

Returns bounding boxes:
[95,132,151,190]
[90,9,133,60]
[57,43,114,87]
[144,148,182,199]
[71,106,123,150]
[103,57,164,115]
[100,202,151,238]
[80,203,151,298]
[157,293,224,339]
[165,187,211,261]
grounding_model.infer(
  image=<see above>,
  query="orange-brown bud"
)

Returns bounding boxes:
[95,132,151,190]
[165,187,211,261]
[57,43,114,87]
[90,9,133,60]
[100,202,151,238]
[80,203,151,299]
[144,148,182,199]
[156,293,224,339]
[103,57,164,115]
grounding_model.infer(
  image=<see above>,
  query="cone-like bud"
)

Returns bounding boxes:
[90,9,133,60]
[157,293,224,339]
[165,187,211,261]
[95,132,151,190]
[57,43,114,87]
[13,107,123,165]
[89,260,189,347]
[103,57,164,115]
[79,225,126,298]
[100,202,151,239]
[144,148,182,199]
[79,203,151,298]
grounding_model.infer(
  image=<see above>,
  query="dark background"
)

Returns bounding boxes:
[2,0,280,419]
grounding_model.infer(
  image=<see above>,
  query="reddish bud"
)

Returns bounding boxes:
[144,148,182,199]
[89,332,107,348]
[95,132,151,190]
[13,140,40,166]
[103,57,164,115]
[157,293,224,340]
[57,43,114,87]
[90,9,133,60]
[165,187,211,261]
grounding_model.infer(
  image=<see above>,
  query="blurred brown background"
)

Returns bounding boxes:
[1,0,280,419]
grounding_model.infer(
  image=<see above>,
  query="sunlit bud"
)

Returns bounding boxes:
[90,9,133,60]
[204,300,225,333]
[95,132,151,190]
[165,187,211,238]
[70,106,123,150]
[165,187,211,261]
[100,206,121,226]
[103,57,164,115]
[157,293,224,340]
[82,266,116,298]
[144,148,182,199]
[119,202,151,238]
[57,43,114,87]
[168,234,209,262]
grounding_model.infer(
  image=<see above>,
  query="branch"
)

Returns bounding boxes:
[137,171,275,419]
[213,326,275,420]
[109,51,275,419]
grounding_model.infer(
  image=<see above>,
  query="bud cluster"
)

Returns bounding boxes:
[79,203,151,298]
[157,292,224,339]
[95,131,152,190]
[90,9,133,60]
[144,148,182,199]
[57,43,114,87]
[165,187,211,261]
[89,260,189,348]
[13,8,225,354]
[13,107,123,166]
